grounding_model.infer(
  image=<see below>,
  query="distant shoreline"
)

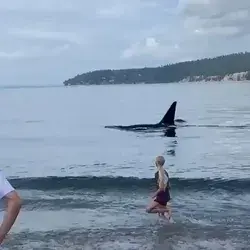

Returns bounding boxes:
[64,79,250,87]
[63,52,250,86]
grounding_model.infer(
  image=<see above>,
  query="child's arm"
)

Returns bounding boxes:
[158,168,165,190]
[152,168,165,197]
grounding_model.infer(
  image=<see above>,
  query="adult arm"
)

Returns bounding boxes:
[0,173,22,244]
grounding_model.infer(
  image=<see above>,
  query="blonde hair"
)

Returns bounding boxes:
[155,155,165,167]
[155,156,166,188]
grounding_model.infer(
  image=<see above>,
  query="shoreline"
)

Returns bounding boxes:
[64,79,250,87]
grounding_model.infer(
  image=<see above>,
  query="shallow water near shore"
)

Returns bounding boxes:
[0,81,250,249]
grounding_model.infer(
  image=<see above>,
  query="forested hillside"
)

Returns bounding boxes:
[64,52,250,86]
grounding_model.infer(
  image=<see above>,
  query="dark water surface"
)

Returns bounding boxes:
[0,82,249,249]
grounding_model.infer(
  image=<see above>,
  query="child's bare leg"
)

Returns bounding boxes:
[165,202,172,219]
[157,204,167,217]
[155,204,171,220]
[146,201,168,214]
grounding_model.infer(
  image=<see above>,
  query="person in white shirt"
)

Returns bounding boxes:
[0,171,21,245]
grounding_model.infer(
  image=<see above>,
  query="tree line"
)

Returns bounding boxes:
[63,52,250,86]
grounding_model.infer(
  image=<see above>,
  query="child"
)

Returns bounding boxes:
[146,155,172,220]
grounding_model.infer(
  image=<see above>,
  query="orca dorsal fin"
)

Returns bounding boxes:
[159,101,177,125]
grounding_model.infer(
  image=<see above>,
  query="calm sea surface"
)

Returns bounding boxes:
[0,81,250,249]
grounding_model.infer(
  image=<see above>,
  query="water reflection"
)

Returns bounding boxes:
[163,128,178,157]
[163,127,176,137]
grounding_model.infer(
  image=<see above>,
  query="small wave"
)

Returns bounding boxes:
[183,124,249,129]
[10,176,250,193]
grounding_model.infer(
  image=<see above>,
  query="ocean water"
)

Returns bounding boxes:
[0,81,250,250]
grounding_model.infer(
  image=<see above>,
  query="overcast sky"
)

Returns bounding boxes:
[1,0,250,85]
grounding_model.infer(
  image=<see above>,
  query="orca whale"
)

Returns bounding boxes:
[105,101,186,131]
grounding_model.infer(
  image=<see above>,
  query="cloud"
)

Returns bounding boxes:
[0,51,25,59]
[9,29,83,45]
[96,2,129,19]
[179,0,250,37]
[121,37,180,60]
[95,0,165,19]
[0,0,78,12]
[1,0,250,85]
[121,0,250,63]
[122,37,159,59]
[0,44,70,59]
